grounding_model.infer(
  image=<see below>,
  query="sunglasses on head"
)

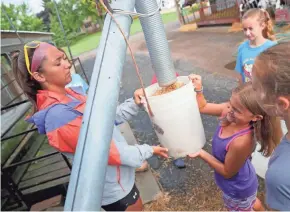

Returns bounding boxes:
[24,41,41,76]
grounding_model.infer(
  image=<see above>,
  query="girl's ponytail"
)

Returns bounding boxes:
[254,115,282,157]
[262,10,276,41]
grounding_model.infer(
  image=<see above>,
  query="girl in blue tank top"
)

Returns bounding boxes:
[235,9,277,85]
[188,75,281,211]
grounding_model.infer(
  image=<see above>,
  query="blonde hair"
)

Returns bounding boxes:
[233,82,282,157]
[242,8,276,41]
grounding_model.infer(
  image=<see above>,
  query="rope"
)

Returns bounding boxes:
[99,0,154,117]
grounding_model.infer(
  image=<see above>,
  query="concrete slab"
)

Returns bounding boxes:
[118,122,162,204]
[119,122,138,146]
[179,23,198,32]
[135,170,162,204]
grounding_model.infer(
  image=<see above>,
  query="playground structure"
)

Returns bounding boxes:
[181,0,290,26]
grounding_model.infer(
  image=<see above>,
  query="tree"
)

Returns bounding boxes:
[49,13,66,46]
[48,0,103,46]
[1,3,18,30]
[36,0,52,32]
[1,3,44,31]
[47,0,83,34]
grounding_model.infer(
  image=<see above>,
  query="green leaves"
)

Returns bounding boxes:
[1,2,44,31]
[1,0,104,47]
[48,0,103,47]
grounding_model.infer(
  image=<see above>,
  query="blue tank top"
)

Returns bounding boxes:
[212,125,258,199]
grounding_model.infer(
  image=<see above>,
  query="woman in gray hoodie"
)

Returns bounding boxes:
[13,41,168,211]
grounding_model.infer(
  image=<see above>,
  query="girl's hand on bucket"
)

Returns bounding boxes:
[134,88,144,105]
[153,146,169,158]
[188,74,202,90]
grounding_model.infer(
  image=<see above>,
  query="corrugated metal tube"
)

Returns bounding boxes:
[135,0,177,87]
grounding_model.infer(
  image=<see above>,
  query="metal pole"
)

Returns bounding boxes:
[64,0,135,210]
[52,0,77,72]
[1,8,24,44]
[135,0,177,87]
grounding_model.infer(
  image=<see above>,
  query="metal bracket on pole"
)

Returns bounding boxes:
[64,0,135,210]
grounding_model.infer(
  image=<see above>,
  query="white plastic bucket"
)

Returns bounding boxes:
[251,120,288,179]
[143,76,206,158]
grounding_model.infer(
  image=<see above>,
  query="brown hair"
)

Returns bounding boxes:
[233,82,282,157]
[242,8,276,41]
[12,47,43,113]
[12,43,70,113]
[253,42,290,97]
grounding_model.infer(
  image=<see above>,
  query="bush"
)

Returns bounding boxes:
[191,4,201,12]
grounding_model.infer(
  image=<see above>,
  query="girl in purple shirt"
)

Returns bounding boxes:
[188,76,281,211]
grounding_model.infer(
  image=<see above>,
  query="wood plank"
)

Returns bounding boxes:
[35,147,57,157]
[36,148,56,157]
[19,168,70,190]
[38,147,53,154]
[197,18,240,26]
[27,155,63,172]
[22,161,68,181]
[22,176,70,195]
[1,102,30,137]
[12,135,46,184]
[40,142,52,150]
[3,123,35,167]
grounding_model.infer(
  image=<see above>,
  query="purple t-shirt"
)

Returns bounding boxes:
[212,125,258,199]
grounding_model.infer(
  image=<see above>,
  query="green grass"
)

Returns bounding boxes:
[62,32,102,57]
[161,11,178,24]
[63,11,179,56]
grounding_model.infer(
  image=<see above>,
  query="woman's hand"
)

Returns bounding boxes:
[153,146,169,158]
[133,88,144,105]
[188,74,202,90]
